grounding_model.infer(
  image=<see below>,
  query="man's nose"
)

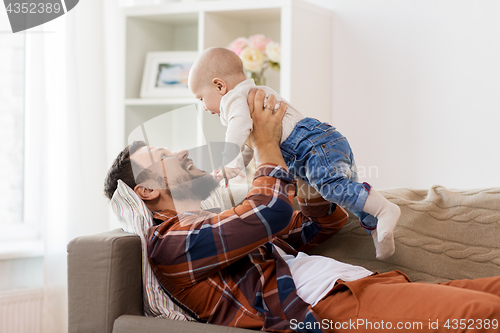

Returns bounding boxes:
[173,149,189,161]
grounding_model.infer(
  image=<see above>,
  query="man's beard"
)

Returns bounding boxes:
[165,172,219,202]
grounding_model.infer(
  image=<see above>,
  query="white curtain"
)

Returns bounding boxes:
[39,0,114,331]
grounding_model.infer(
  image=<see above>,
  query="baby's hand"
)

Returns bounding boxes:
[215,167,246,187]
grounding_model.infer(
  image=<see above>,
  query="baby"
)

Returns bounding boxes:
[188,47,400,260]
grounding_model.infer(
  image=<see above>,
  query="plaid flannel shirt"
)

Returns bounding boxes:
[147,164,348,332]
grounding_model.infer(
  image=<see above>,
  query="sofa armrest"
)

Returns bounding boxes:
[68,229,143,333]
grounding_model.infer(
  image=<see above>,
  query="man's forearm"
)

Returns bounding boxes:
[253,142,288,170]
[284,198,348,252]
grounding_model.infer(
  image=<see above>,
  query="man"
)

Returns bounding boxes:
[104,90,500,332]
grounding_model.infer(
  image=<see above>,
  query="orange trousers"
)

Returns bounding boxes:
[313,270,500,332]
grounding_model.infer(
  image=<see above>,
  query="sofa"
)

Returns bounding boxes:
[67,185,500,333]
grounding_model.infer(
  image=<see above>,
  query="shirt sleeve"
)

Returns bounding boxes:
[147,164,296,286]
[279,198,349,253]
[222,97,253,169]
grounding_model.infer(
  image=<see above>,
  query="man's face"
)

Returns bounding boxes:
[130,145,219,201]
[131,145,206,186]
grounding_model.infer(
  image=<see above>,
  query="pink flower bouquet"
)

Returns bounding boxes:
[227,34,281,85]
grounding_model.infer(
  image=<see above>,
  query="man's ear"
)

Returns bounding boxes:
[212,78,227,95]
[134,185,161,202]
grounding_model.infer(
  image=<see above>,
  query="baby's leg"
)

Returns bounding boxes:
[350,209,397,260]
[361,187,401,260]
[316,175,400,260]
[302,147,400,260]
[362,187,400,242]
[280,119,400,259]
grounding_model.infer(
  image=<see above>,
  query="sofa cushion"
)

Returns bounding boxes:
[310,186,500,283]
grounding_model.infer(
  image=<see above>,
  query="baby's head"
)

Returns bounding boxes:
[188,47,247,114]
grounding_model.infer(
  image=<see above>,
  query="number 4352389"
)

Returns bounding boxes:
[6,2,62,14]
[444,319,498,330]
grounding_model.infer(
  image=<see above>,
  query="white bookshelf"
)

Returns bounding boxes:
[110,0,332,155]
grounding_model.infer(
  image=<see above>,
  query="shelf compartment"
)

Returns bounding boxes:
[201,9,281,93]
[125,103,204,148]
[125,16,198,99]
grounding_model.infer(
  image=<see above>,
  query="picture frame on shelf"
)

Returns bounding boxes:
[140,51,197,98]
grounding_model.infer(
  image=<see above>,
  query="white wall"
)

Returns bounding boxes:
[307,0,500,189]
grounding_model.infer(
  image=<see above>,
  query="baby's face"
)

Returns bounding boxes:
[191,83,222,116]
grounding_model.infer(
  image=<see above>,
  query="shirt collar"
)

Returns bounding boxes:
[152,209,177,223]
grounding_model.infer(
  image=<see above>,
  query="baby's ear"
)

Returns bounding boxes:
[212,78,227,94]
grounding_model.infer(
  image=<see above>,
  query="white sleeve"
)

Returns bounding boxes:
[224,97,253,149]
[222,97,253,169]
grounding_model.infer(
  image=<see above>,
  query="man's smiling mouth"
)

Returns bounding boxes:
[184,159,196,171]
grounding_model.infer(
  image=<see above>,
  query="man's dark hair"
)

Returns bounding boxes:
[103,141,147,200]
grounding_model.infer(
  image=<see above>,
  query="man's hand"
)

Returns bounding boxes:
[247,89,288,169]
